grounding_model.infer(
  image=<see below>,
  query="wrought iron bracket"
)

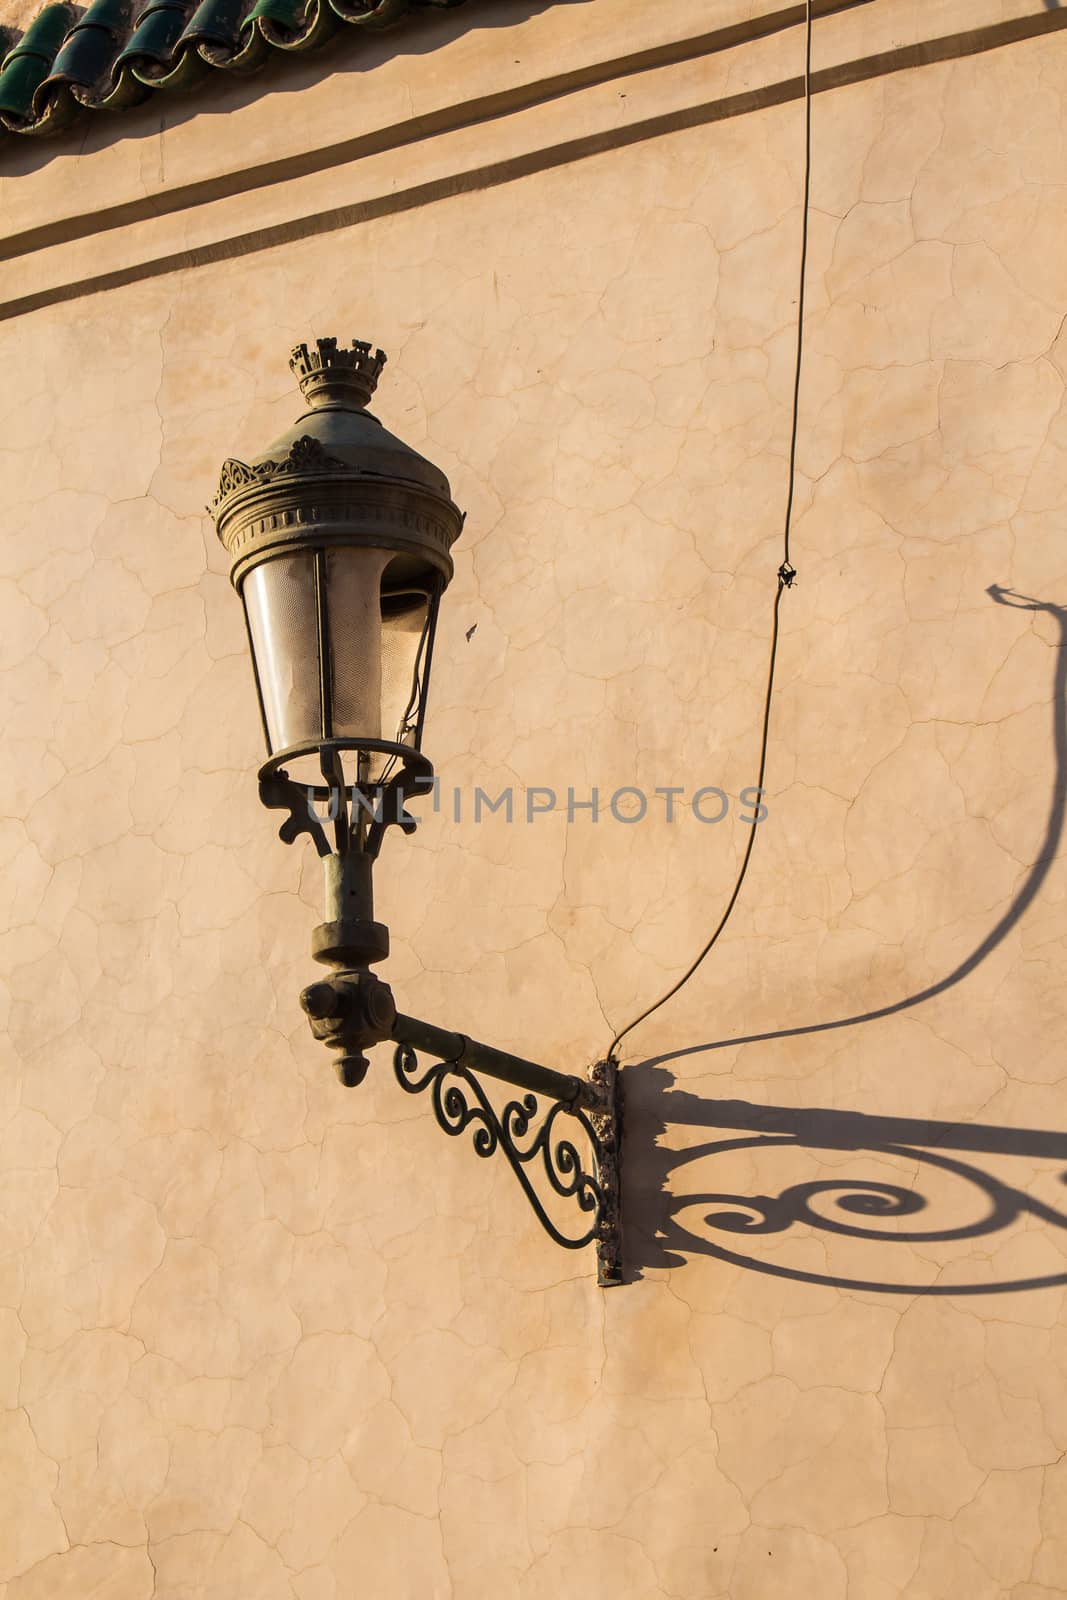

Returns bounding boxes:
[301,974,624,1284]
[391,1017,623,1287]
[292,834,625,1285]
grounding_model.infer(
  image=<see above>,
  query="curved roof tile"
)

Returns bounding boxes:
[0,0,472,138]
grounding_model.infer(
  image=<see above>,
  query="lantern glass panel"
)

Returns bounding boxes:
[244,544,435,775]
[324,547,389,742]
[243,552,319,754]
[380,586,432,748]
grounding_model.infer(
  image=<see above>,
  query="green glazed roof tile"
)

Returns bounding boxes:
[242,0,307,30]
[43,0,133,94]
[117,0,195,69]
[0,0,476,139]
[0,3,73,120]
[332,0,410,27]
[182,0,245,48]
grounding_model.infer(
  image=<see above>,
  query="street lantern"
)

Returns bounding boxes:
[211,338,622,1286]
[213,337,463,794]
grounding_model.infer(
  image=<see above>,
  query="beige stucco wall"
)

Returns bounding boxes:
[2,2,1067,1595]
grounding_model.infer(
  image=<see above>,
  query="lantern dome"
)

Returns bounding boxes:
[213,337,462,593]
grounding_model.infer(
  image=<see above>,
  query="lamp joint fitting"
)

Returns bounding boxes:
[299,970,397,1088]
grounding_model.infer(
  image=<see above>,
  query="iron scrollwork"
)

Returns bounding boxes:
[393,1045,622,1286]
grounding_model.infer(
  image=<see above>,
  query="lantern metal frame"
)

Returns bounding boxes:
[212,337,624,1288]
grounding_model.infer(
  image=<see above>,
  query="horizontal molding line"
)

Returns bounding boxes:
[1,5,1064,323]
[0,0,872,263]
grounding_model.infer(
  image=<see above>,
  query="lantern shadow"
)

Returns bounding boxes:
[617,584,1067,1295]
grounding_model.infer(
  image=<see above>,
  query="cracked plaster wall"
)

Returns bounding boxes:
[2,11,1067,1600]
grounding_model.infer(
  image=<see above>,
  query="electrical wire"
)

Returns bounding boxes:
[607,0,814,1062]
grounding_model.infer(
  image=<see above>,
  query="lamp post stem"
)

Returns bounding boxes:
[311,849,390,970]
[324,849,374,924]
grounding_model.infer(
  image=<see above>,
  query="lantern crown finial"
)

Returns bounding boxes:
[290,337,387,410]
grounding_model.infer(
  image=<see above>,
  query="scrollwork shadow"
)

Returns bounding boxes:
[621,1069,1067,1295]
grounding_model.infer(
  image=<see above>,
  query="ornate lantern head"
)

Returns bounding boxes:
[212,337,464,812]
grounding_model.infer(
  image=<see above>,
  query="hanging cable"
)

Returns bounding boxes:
[608,0,814,1063]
